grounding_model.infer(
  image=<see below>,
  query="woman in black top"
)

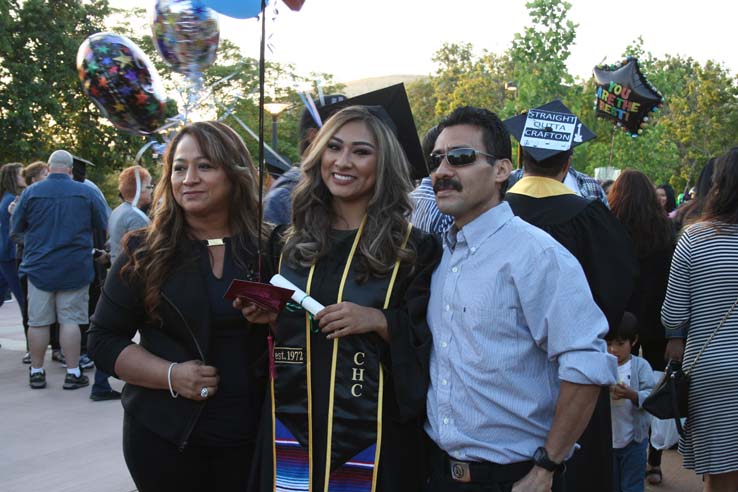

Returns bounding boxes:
[88,121,269,492]
[608,169,676,484]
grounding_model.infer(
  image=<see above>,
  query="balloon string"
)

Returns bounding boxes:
[257,0,267,283]
[608,126,616,168]
[223,108,292,170]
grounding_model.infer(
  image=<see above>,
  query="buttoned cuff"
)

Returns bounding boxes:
[557,350,618,386]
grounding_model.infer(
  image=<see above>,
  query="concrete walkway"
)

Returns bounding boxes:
[0,301,705,492]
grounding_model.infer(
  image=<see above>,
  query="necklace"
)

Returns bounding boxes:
[204,238,226,247]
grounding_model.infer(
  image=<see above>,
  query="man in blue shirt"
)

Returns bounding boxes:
[425,107,616,492]
[12,150,109,390]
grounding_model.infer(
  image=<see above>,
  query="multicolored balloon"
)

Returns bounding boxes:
[593,57,664,137]
[152,0,220,79]
[77,32,167,136]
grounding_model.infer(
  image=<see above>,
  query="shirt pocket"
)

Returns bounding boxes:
[459,306,522,371]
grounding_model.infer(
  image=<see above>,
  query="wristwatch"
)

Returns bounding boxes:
[533,446,564,472]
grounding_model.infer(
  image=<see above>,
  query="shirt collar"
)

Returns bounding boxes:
[444,201,514,252]
[47,173,72,181]
[507,176,575,198]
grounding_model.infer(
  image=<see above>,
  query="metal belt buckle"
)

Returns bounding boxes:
[449,460,471,482]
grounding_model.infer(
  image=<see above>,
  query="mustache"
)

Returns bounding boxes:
[433,178,463,193]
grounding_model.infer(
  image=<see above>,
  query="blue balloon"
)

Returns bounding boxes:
[203,0,263,18]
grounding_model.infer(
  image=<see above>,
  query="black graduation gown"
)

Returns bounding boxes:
[250,227,441,492]
[506,177,638,492]
[627,243,675,369]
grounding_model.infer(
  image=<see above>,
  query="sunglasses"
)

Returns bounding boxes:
[428,147,499,171]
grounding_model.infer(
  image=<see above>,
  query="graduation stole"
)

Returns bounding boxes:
[272,218,412,492]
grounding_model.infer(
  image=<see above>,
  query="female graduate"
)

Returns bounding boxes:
[240,104,440,492]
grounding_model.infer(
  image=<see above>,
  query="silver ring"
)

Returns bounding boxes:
[200,387,209,399]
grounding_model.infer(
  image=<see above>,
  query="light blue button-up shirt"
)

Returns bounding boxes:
[425,202,617,464]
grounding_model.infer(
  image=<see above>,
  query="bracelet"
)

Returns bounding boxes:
[167,362,179,399]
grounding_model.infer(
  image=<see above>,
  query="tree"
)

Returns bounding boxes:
[658,58,738,188]
[406,43,514,137]
[0,0,115,164]
[508,0,577,112]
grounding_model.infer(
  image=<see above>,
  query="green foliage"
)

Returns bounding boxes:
[509,0,577,110]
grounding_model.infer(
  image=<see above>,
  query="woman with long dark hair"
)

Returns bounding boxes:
[88,121,270,491]
[241,105,440,491]
[662,148,738,491]
[608,169,676,485]
[656,183,677,214]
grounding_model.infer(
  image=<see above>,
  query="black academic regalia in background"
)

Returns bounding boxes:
[627,243,675,369]
[250,228,441,492]
[506,179,638,492]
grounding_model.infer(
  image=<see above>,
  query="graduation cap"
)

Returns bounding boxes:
[318,84,427,179]
[503,100,596,163]
[300,94,347,128]
[72,155,95,182]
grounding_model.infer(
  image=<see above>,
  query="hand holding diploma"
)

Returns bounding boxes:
[270,274,389,341]
[234,297,279,324]
[227,276,295,324]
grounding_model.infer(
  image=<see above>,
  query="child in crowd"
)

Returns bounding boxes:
[607,312,656,492]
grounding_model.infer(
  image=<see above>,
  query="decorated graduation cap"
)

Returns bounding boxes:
[503,100,596,163]
[318,83,427,179]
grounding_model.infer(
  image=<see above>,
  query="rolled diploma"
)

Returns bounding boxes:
[270,274,325,317]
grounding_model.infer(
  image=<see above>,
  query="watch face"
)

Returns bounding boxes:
[534,447,545,462]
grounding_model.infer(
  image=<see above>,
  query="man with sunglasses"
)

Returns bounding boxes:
[503,101,638,492]
[424,106,616,492]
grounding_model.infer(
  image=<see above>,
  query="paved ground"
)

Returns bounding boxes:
[0,301,705,491]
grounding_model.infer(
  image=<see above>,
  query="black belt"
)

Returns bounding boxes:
[431,443,534,483]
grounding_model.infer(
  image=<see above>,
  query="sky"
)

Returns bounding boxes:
[112,0,738,83]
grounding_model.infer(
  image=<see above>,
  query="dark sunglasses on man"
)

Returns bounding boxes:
[428,147,499,172]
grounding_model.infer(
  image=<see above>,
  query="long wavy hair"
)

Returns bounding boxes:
[609,169,673,257]
[283,106,415,279]
[122,121,263,318]
[0,162,24,196]
[656,183,677,213]
[702,147,738,225]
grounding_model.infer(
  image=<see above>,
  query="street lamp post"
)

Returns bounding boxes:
[264,102,290,152]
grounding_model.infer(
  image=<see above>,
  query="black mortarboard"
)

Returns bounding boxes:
[503,100,596,163]
[72,155,95,182]
[318,84,427,179]
[299,94,347,131]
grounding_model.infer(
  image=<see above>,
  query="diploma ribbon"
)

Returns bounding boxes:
[284,300,320,333]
